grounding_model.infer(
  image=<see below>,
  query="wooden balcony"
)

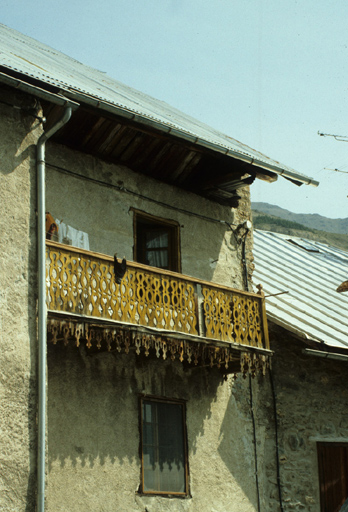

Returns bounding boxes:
[46,241,270,374]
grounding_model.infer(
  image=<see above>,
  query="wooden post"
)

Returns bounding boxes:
[256,284,270,350]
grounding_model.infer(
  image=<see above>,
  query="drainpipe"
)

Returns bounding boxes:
[37,105,73,512]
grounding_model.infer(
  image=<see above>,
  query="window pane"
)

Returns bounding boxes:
[143,423,153,445]
[134,213,180,272]
[145,230,168,249]
[146,249,168,269]
[143,403,152,422]
[142,399,187,494]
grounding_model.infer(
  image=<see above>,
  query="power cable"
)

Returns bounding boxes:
[269,367,284,512]
[46,162,237,227]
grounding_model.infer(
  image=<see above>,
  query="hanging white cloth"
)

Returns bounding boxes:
[55,220,90,250]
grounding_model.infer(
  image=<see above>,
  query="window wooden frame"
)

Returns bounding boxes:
[139,395,189,496]
[317,442,348,512]
[132,209,181,273]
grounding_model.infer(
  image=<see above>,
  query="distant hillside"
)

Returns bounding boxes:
[251,202,348,234]
[252,208,348,251]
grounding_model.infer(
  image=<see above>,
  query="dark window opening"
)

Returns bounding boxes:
[317,442,348,512]
[140,397,188,495]
[133,211,180,272]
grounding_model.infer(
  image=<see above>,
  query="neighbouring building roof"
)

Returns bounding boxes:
[0,23,318,191]
[253,230,348,349]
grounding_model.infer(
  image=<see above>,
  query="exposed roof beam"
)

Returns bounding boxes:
[60,88,319,187]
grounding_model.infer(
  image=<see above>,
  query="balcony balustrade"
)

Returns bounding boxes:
[46,241,269,354]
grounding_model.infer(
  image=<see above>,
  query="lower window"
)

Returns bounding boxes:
[140,396,188,495]
[317,442,348,512]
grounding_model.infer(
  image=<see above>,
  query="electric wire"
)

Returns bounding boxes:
[269,367,284,512]
[241,230,250,291]
[46,162,236,227]
[318,131,348,142]
[249,374,261,512]
[242,229,261,512]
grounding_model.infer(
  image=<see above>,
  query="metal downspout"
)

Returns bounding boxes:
[37,106,73,512]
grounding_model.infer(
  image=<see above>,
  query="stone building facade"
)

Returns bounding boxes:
[255,324,348,512]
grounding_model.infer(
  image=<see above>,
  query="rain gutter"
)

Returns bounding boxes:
[61,88,319,188]
[0,71,80,108]
[36,104,77,512]
[303,348,348,361]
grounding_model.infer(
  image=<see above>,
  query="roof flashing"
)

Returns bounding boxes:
[287,239,321,252]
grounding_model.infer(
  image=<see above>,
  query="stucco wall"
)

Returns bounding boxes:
[0,89,42,511]
[45,143,253,290]
[44,137,260,511]
[255,325,348,512]
[3,96,344,512]
[47,345,259,512]
[0,88,257,511]
[46,317,348,512]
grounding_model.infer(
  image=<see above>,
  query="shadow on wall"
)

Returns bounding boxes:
[2,108,42,511]
[217,375,259,510]
[47,343,222,472]
[4,113,43,510]
[0,142,33,176]
[25,155,39,511]
[44,156,240,286]
[0,111,40,177]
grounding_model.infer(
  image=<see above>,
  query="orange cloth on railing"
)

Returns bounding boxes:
[46,212,58,240]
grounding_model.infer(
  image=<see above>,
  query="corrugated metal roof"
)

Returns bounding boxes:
[0,24,318,186]
[253,230,348,349]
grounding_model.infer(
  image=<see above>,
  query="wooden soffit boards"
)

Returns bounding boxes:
[43,103,258,207]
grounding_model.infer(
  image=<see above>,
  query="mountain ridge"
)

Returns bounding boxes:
[251,202,348,234]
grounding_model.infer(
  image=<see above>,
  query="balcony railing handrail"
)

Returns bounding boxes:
[46,240,262,300]
[46,241,269,350]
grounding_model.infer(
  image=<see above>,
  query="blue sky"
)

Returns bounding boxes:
[2,0,348,218]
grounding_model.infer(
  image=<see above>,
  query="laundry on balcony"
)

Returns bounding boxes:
[55,219,90,250]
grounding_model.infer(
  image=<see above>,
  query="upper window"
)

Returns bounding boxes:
[133,210,181,272]
[140,396,188,495]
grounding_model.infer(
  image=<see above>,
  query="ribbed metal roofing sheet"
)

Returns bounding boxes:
[0,24,318,185]
[253,230,348,349]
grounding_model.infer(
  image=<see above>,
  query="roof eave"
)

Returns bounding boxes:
[63,88,319,187]
[0,68,319,187]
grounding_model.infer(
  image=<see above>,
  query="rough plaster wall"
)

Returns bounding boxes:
[47,345,258,512]
[0,90,42,511]
[43,122,259,511]
[45,143,254,289]
[255,327,348,512]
